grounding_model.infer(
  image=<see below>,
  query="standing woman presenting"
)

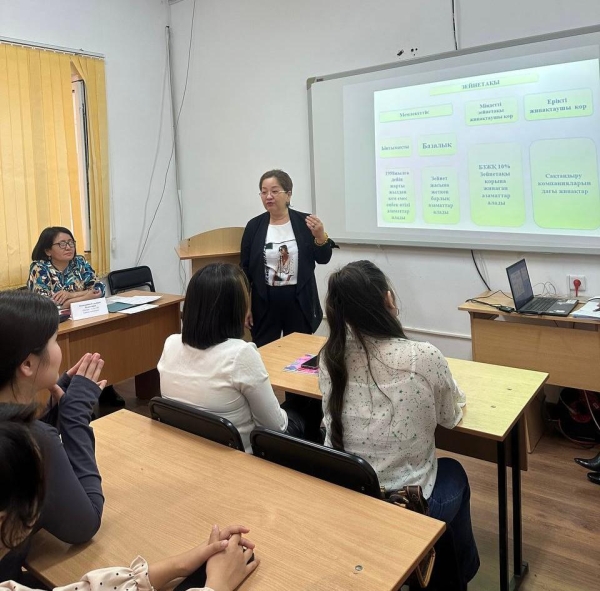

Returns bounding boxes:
[241,169,336,440]
[241,169,335,344]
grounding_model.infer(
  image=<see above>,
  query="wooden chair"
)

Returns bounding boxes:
[107,265,155,294]
[149,397,244,451]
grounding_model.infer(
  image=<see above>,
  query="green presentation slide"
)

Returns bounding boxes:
[373,58,600,234]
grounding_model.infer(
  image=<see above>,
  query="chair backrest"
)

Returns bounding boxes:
[107,265,155,294]
[250,427,382,498]
[149,397,244,451]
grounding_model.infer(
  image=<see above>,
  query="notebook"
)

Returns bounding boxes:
[506,259,578,317]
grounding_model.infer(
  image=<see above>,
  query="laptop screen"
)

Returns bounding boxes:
[506,259,534,310]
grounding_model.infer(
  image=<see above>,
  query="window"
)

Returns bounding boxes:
[0,41,110,289]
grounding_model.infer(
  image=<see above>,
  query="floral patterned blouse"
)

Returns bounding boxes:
[27,255,105,297]
[319,335,466,499]
[0,556,215,591]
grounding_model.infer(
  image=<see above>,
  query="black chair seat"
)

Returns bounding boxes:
[149,396,244,451]
[108,265,155,294]
[250,427,382,497]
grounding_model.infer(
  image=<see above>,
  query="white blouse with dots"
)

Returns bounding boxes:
[0,557,214,591]
[319,335,466,499]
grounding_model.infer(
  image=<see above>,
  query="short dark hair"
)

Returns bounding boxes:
[0,403,45,549]
[182,263,250,350]
[259,169,293,193]
[0,291,59,390]
[31,226,76,261]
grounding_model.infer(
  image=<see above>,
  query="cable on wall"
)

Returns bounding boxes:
[451,0,459,50]
[136,0,197,270]
[471,250,491,291]
[134,34,170,265]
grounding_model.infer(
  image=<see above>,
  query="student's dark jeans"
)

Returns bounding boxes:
[428,458,480,587]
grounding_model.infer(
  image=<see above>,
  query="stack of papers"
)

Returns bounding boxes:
[571,299,600,320]
[106,295,161,313]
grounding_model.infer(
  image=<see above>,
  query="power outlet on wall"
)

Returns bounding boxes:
[568,274,586,293]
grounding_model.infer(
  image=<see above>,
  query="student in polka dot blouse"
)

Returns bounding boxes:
[0,406,259,591]
[319,260,479,587]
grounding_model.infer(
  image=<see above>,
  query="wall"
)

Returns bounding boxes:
[169,0,600,359]
[0,0,181,292]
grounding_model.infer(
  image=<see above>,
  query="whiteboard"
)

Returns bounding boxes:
[308,25,600,254]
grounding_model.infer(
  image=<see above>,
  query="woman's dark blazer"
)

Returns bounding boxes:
[240,208,336,333]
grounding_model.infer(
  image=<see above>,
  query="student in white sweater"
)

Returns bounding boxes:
[319,261,479,589]
[158,263,288,452]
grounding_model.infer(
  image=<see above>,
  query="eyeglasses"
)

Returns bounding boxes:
[53,239,76,249]
[259,189,289,198]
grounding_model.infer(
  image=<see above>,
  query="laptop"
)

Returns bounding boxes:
[506,259,578,316]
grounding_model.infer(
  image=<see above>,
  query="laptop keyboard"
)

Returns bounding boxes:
[523,297,556,312]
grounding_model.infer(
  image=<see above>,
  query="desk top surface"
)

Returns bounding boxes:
[459,291,598,324]
[28,411,443,591]
[259,333,548,441]
[58,291,183,335]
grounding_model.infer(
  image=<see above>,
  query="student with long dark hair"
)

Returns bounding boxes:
[319,261,479,587]
[0,404,260,591]
[158,263,290,452]
[0,291,105,581]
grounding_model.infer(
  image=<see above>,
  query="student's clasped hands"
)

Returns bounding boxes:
[148,524,259,591]
[50,352,107,403]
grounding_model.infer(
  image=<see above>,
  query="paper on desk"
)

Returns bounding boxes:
[107,295,161,305]
[118,303,159,314]
[571,299,600,320]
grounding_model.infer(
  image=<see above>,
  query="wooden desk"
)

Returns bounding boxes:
[459,292,600,450]
[459,292,600,391]
[27,411,444,591]
[57,291,183,397]
[259,333,548,591]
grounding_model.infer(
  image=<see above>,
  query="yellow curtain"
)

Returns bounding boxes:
[0,44,83,289]
[71,56,110,277]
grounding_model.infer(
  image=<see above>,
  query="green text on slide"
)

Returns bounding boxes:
[379,138,412,158]
[530,138,600,229]
[430,73,538,96]
[381,169,415,223]
[465,97,518,126]
[379,104,453,123]
[422,167,460,224]
[418,133,457,156]
[469,143,525,227]
[524,89,593,121]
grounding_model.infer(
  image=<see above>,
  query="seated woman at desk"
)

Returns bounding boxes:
[0,291,106,582]
[0,404,260,591]
[318,261,479,587]
[28,226,105,308]
[159,262,298,452]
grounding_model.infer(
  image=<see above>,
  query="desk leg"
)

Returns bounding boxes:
[511,424,528,584]
[497,441,509,591]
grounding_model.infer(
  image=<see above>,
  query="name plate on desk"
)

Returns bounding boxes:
[71,298,109,321]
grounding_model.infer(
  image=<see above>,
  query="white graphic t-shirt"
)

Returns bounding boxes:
[264,221,298,286]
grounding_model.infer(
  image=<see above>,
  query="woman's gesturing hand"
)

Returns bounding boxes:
[305,214,327,243]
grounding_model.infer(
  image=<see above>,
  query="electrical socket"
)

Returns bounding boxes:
[568,274,586,292]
